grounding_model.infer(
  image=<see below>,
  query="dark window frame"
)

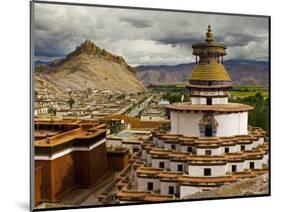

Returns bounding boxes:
[159,161,165,168]
[231,165,237,172]
[249,162,255,169]
[177,164,183,172]
[147,182,154,190]
[168,186,174,194]
[204,168,212,176]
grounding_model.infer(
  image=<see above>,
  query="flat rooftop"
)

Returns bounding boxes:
[167,102,253,112]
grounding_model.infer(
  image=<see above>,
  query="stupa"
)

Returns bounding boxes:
[116,26,269,203]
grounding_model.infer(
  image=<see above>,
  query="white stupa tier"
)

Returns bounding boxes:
[116,26,269,203]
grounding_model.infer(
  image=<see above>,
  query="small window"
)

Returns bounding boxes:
[147,182,153,190]
[241,145,245,151]
[207,98,212,105]
[177,164,183,172]
[171,144,176,150]
[225,147,229,153]
[159,161,165,168]
[204,168,211,176]
[168,186,174,194]
[187,147,193,153]
[205,150,212,155]
[249,162,255,169]
[231,165,237,172]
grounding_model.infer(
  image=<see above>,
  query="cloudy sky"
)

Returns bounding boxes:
[34,3,269,66]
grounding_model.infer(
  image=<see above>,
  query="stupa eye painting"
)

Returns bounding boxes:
[31,1,270,211]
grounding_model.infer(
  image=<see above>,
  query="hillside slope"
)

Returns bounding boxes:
[35,40,146,93]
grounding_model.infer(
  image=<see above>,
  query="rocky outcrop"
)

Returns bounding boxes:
[183,174,269,199]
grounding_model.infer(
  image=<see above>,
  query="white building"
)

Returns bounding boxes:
[117,26,269,202]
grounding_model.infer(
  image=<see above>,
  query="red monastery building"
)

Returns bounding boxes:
[34,119,110,206]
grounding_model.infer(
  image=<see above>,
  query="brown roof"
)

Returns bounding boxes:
[231,171,256,179]
[187,83,232,89]
[35,127,105,147]
[143,194,174,202]
[166,102,253,112]
[178,175,236,184]
[116,190,174,202]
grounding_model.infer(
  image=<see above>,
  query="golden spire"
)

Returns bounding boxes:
[205,25,214,43]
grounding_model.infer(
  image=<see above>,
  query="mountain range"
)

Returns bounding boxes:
[135,60,269,86]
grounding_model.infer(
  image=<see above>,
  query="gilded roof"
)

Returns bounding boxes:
[189,63,231,81]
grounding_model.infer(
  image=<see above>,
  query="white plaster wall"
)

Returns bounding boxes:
[151,158,170,170]
[106,139,122,148]
[157,139,165,148]
[196,147,222,156]
[153,137,158,145]
[238,142,254,151]
[170,161,186,172]
[227,162,245,172]
[188,164,227,177]
[160,181,179,195]
[180,145,194,153]
[258,137,265,145]
[262,154,269,165]
[171,111,248,137]
[137,177,160,191]
[215,112,248,136]
[170,111,202,136]
[244,159,262,169]
[223,145,237,153]
[146,154,152,165]
[190,97,227,105]
[141,149,147,160]
[252,140,260,148]
[212,98,228,104]
[164,143,181,151]
[191,97,206,105]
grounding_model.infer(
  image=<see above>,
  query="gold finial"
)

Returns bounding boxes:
[205,25,214,43]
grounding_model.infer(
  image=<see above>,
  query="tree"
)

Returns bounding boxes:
[34,90,38,100]
[231,92,269,132]
[86,87,92,98]
[47,106,57,116]
[68,97,75,109]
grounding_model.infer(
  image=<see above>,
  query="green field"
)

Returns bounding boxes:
[149,84,269,99]
[230,86,268,99]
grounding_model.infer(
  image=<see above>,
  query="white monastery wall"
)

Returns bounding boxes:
[215,112,248,136]
[151,158,170,170]
[188,164,227,177]
[160,181,179,195]
[137,177,160,192]
[170,111,202,136]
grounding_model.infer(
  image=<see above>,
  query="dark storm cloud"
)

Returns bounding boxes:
[34,3,269,65]
[119,17,153,28]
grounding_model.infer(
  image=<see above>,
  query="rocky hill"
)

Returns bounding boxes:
[136,60,269,86]
[35,40,146,93]
[183,174,269,200]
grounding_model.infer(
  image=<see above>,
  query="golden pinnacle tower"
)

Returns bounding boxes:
[188,25,232,105]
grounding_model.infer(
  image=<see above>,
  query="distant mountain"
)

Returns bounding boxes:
[35,60,51,66]
[35,40,146,93]
[136,60,269,86]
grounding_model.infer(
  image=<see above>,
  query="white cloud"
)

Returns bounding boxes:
[34,3,269,65]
